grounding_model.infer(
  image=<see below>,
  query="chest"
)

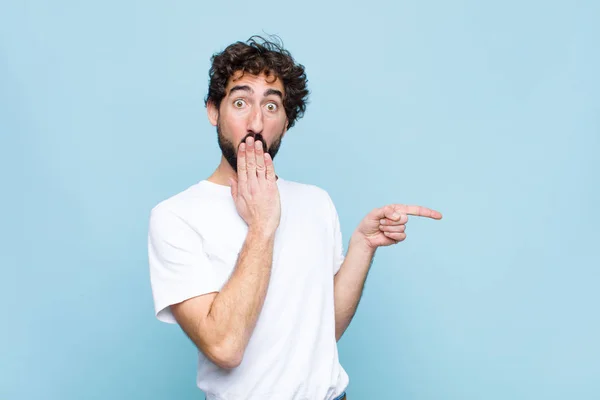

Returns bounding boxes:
[195,194,334,283]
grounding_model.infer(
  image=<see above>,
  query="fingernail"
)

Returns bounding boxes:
[392,212,400,219]
[240,143,245,151]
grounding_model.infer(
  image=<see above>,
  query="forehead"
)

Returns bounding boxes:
[225,70,285,95]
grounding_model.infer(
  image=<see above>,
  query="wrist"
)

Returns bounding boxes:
[349,231,377,255]
[247,225,277,242]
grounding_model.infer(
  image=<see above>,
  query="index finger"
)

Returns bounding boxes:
[395,204,443,220]
[237,142,247,182]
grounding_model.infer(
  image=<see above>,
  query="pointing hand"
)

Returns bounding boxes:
[353,204,442,249]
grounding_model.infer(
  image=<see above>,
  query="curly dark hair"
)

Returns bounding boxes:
[204,35,309,129]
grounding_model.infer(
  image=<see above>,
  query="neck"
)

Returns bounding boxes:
[207,157,236,186]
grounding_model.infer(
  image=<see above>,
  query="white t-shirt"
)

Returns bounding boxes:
[147,177,349,400]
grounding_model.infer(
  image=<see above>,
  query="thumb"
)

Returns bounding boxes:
[229,177,237,199]
[382,205,400,220]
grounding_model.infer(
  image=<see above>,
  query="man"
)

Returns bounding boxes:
[148,36,442,400]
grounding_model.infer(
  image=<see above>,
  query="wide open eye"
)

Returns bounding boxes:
[266,102,278,112]
[234,99,246,108]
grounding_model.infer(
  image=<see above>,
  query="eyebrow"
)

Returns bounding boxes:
[229,85,253,96]
[228,85,283,100]
[264,88,283,100]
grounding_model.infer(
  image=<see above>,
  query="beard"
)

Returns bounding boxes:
[217,123,283,172]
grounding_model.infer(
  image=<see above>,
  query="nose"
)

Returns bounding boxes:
[246,107,264,135]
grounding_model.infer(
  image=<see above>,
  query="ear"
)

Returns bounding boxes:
[207,100,219,126]
[282,119,289,138]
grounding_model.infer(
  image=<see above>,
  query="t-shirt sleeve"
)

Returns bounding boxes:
[147,205,228,324]
[325,192,345,276]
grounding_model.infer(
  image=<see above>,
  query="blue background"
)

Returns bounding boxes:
[2,0,599,399]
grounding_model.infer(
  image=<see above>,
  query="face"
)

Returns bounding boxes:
[208,71,288,172]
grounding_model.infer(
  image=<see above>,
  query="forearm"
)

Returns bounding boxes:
[333,234,376,341]
[205,227,275,359]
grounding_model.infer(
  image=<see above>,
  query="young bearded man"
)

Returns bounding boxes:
[148,35,443,400]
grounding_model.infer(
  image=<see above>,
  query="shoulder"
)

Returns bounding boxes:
[149,181,218,228]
